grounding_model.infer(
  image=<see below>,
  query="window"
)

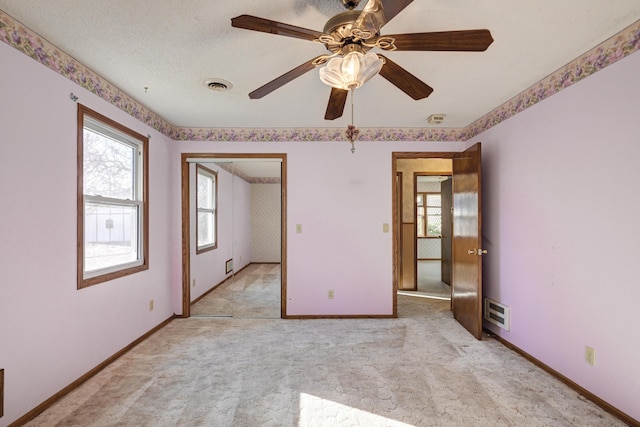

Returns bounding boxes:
[196,165,217,253]
[417,192,442,237]
[77,104,148,288]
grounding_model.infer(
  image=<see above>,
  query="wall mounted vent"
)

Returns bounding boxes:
[484,298,510,330]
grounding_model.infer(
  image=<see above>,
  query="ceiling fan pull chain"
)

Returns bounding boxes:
[351,88,354,124]
[345,88,358,154]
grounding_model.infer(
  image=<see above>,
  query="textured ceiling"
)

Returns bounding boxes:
[1,0,639,130]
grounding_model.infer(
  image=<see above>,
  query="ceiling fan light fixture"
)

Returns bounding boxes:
[319,51,383,90]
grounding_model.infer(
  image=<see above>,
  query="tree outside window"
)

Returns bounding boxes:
[78,104,148,288]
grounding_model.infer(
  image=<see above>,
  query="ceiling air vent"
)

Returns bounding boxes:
[204,78,232,92]
[484,297,510,330]
[427,114,446,124]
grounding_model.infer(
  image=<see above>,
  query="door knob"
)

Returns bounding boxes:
[468,248,488,256]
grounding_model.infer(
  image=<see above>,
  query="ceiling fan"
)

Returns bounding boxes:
[231,0,494,121]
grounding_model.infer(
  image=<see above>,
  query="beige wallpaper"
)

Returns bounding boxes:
[418,238,441,259]
[417,181,441,192]
[396,159,452,223]
[250,184,281,263]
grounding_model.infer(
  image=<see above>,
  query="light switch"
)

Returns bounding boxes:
[383,223,389,233]
[296,224,302,234]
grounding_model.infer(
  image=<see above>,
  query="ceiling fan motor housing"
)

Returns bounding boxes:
[323,11,375,54]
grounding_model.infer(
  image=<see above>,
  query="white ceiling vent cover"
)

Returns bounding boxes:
[427,114,446,124]
[484,298,510,331]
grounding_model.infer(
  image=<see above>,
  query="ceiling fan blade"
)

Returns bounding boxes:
[231,15,324,42]
[325,87,349,120]
[378,55,433,100]
[249,56,323,99]
[379,0,414,23]
[352,0,413,36]
[385,30,494,51]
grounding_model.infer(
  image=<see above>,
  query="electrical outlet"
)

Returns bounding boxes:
[585,346,596,366]
[296,224,302,234]
[383,223,389,233]
[149,300,154,312]
[192,279,196,288]
[328,290,334,300]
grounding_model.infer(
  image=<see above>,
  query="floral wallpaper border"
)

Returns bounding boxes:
[0,10,173,136]
[464,19,640,139]
[171,126,464,142]
[1,10,638,142]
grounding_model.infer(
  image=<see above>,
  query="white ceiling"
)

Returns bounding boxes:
[202,160,283,180]
[1,0,639,130]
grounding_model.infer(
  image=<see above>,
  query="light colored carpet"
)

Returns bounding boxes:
[415,260,451,300]
[26,266,624,426]
[191,264,281,318]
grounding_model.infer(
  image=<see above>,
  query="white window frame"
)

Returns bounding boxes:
[78,104,149,289]
[196,164,218,253]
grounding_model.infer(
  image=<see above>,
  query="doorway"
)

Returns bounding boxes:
[393,146,484,339]
[181,153,287,318]
[395,157,452,292]
[414,174,452,300]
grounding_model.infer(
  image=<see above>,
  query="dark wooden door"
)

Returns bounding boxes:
[452,143,484,339]
[440,177,452,285]
[395,172,403,289]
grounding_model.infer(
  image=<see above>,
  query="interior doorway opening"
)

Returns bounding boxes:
[414,174,452,300]
[181,153,287,319]
[393,146,484,339]
[394,157,452,295]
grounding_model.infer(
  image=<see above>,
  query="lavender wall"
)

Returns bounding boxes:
[176,141,465,316]
[5,13,638,423]
[0,43,176,426]
[478,50,640,419]
[0,46,462,422]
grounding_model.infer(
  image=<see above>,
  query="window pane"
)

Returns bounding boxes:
[84,128,135,199]
[417,216,425,237]
[427,207,441,215]
[79,105,148,288]
[198,211,214,246]
[416,194,424,206]
[426,194,441,207]
[427,215,442,235]
[84,202,139,272]
[196,166,217,250]
[197,174,213,208]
